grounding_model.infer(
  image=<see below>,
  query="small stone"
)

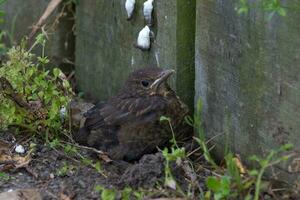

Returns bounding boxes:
[15,145,25,154]
[40,147,48,153]
[78,180,86,188]
[49,173,55,179]
[264,194,272,200]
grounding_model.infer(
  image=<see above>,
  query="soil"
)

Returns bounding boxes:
[0,131,206,200]
[0,131,298,200]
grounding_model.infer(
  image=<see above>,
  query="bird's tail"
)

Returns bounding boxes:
[73,126,89,145]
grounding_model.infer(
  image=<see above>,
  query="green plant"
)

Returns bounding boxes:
[121,188,133,200]
[0,34,73,136]
[0,0,7,55]
[249,143,293,200]
[236,0,287,18]
[204,144,293,200]
[94,186,117,200]
[206,176,231,200]
[94,186,144,200]
[205,153,254,200]
[189,99,293,200]
[133,190,144,200]
[186,100,217,168]
[56,161,76,177]
[0,172,10,181]
[48,138,106,177]
[160,116,186,196]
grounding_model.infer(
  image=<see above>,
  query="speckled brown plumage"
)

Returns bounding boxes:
[74,67,191,161]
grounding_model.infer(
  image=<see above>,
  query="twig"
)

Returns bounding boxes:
[28,0,63,40]
[187,146,201,158]
[205,132,223,144]
[25,166,39,179]
[61,141,106,155]
[194,144,216,163]
[52,147,81,164]
[187,134,222,157]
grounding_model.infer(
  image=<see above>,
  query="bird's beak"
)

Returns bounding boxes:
[150,69,175,90]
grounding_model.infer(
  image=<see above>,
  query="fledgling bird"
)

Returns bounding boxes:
[143,0,154,26]
[74,67,191,161]
[125,0,135,20]
[135,25,153,51]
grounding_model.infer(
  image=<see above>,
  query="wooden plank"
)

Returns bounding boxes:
[195,0,300,187]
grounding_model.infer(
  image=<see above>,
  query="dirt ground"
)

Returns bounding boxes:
[0,131,299,200]
[0,131,208,200]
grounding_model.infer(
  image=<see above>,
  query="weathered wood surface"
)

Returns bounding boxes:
[75,0,195,109]
[195,0,300,187]
[0,0,74,70]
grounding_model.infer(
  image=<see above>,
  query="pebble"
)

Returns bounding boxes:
[49,173,55,179]
[15,145,25,154]
[264,194,272,200]
[78,180,86,188]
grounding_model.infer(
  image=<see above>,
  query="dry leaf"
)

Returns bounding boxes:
[0,189,42,200]
[98,153,113,163]
[60,193,72,200]
[0,149,31,171]
[233,154,247,175]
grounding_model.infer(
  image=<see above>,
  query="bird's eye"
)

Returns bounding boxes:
[141,80,150,87]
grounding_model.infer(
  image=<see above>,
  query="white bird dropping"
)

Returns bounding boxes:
[125,0,135,20]
[136,25,152,51]
[60,106,66,121]
[15,144,25,154]
[143,0,154,26]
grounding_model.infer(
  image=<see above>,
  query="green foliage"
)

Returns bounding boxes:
[191,99,293,200]
[205,153,253,200]
[0,35,73,135]
[0,172,10,181]
[160,115,186,196]
[206,176,231,200]
[94,186,144,200]
[160,116,178,148]
[236,0,287,18]
[0,0,7,55]
[56,161,76,177]
[133,190,144,200]
[162,146,186,192]
[188,100,217,168]
[63,144,78,155]
[249,143,293,200]
[94,186,117,200]
[203,144,293,200]
[121,188,133,200]
[47,138,106,177]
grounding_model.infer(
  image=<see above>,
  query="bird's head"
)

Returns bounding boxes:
[122,67,175,97]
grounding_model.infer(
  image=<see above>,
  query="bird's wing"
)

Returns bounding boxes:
[83,96,167,130]
[83,101,107,130]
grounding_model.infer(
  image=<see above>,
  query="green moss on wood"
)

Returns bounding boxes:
[176,0,196,111]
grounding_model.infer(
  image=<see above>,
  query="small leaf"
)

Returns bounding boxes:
[94,161,102,173]
[277,7,286,16]
[53,68,61,78]
[165,177,176,190]
[101,188,116,200]
[280,143,293,151]
[249,169,258,176]
[206,176,221,192]
[160,116,170,122]
[121,187,132,200]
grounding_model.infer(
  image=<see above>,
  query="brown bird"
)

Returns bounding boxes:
[74,67,191,161]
